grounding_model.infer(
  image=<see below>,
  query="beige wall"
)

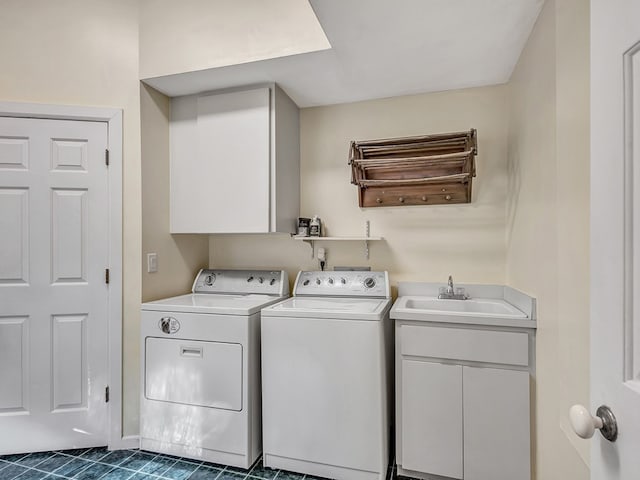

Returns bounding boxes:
[141,82,210,304]
[0,0,142,437]
[140,84,209,304]
[211,85,509,292]
[506,0,590,478]
[555,0,590,464]
[139,0,330,79]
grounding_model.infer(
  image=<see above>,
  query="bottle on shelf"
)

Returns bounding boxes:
[309,215,322,237]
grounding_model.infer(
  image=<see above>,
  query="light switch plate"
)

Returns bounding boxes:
[147,253,158,273]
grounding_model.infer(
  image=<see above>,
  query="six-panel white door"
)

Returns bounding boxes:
[0,116,109,453]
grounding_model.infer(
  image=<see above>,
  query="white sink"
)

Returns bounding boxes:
[391,294,534,328]
[403,297,528,318]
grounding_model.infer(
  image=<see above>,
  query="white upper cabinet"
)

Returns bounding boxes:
[170,84,299,233]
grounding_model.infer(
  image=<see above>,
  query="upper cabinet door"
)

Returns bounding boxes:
[171,87,271,233]
[170,84,299,234]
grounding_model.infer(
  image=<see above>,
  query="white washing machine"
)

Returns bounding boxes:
[260,270,392,480]
[140,269,289,468]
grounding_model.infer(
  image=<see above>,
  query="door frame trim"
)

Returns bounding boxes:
[0,101,125,449]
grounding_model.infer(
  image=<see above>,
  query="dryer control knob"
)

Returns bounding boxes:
[247,276,254,282]
[303,279,310,286]
[364,277,376,289]
[328,278,334,285]
[160,318,171,334]
[159,317,179,334]
[258,277,264,284]
[341,278,347,285]
[204,274,216,286]
[270,278,276,286]
[316,278,322,285]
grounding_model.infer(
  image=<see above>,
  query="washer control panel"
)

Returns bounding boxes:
[293,271,389,298]
[192,269,288,296]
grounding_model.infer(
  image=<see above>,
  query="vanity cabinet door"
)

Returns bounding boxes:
[463,366,530,480]
[401,359,463,479]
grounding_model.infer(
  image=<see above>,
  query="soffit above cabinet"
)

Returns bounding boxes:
[139,0,331,80]
[141,0,544,107]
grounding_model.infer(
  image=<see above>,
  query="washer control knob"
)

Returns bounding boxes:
[247,276,254,283]
[204,274,216,286]
[316,278,322,285]
[258,277,264,284]
[341,278,347,285]
[303,279,310,286]
[270,278,276,286]
[328,278,334,285]
[364,277,376,289]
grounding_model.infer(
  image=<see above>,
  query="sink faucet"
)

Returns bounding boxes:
[438,275,468,300]
[447,275,454,295]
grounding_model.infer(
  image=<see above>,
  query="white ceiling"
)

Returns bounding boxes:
[143,0,545,107]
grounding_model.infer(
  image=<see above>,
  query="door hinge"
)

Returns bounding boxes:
[105,386,110,403]
[105,149,109,166]
[105,268,110,284]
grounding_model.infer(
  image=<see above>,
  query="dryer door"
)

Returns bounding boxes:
[145,337,243,411]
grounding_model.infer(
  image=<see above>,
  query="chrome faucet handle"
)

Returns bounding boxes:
[447,275,454,293]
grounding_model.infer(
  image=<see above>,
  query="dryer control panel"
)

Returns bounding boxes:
[192,269,289,296]
[293,271,390,298]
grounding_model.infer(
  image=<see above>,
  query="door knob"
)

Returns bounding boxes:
[569,404,618,442]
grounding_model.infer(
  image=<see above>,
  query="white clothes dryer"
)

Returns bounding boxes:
[260,270,392,480]
[140,269,289,468]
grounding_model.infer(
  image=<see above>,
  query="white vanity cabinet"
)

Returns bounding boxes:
[396,324,533,480]
[170,84,299,233]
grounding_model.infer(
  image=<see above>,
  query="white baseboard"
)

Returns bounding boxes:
[109,435,140,450]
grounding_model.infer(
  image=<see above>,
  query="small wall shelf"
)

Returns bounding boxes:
[292,221,382,259]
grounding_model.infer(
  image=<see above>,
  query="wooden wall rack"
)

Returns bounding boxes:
[349,129,477,207]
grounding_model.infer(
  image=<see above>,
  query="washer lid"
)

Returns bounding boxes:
[261,297,391,321]
[141,293,288,315]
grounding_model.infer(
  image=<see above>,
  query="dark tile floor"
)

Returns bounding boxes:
[0,448,317,480]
